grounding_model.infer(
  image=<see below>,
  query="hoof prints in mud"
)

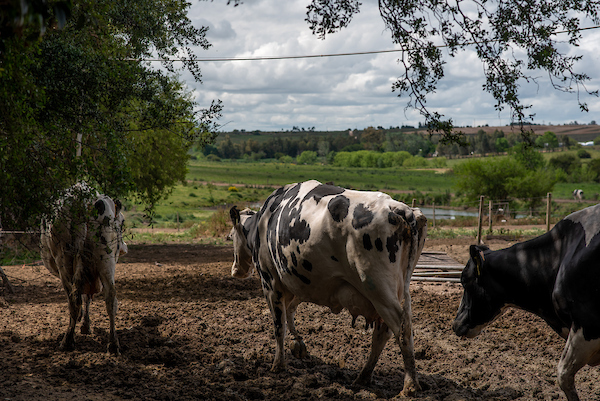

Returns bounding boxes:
[1,243,599,400]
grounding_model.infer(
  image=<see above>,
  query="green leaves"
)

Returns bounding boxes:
[454,152,556,209]
[306,0,600,141]
[0,0,221,231]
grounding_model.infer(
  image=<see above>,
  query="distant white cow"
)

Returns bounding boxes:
[573,189,584,201]
[228,180,427,397]
[40,185,127,354]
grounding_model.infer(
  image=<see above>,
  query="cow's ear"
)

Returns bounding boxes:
[230,206,241,226]
[469,245,486,276]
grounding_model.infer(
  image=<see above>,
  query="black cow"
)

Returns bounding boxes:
[228,180,427,397]
[453,203,600,401]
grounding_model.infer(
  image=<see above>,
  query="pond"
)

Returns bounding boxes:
[419,207,479,220]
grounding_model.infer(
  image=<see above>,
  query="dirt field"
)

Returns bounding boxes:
[1,237,599,400]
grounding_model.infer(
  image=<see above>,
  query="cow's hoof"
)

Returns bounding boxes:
[107,342,121,356]
[269,363,285,374]
[59,334,75,351]
[291,340,307,359]
[352,373,372,387]
[80,325,91,335]
[398,379,420,398]
[59,340,74,351]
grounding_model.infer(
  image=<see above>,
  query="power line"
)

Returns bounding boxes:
[133,48,403,62]
[131,24,600,63]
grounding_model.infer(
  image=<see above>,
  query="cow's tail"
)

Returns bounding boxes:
[389,205,427,281]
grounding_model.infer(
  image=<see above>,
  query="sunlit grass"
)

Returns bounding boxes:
[427,226,547,240]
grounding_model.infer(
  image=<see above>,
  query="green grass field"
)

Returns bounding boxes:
[126,156,600,238]
[186,160,455,192]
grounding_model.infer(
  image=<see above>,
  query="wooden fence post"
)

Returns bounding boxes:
[432,201,436,229]
[546,192,552,232]
[412,198,416,208]
[477,195,485,244]
[488,200,493,233]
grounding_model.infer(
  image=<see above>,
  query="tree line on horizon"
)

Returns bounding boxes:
[201,127,590,161]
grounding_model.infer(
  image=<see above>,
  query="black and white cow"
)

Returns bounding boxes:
[40,185,127,354]
[228,180,427,396]
[453,203,600,401]
[573,189,584,202]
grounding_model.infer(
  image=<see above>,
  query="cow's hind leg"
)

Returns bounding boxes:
[398,289,420,397]
[264,286,287,372]
[286,297,307,359]
[103,281,120,355]
[353,322,392,386]
[98,264,120,355]
[59,277,80,351]
[557,328,600,401]
[367,285,420,396]
[80,294,92,334]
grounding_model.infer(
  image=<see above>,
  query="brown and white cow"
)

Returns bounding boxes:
[228,180,427,397]
[40,185,127,354]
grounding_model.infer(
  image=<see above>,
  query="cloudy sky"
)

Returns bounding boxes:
[172,0,600,132]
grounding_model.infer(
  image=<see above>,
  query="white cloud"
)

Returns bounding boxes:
[180,0,600,131]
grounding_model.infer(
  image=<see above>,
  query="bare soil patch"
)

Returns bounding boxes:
[1,239,598,400]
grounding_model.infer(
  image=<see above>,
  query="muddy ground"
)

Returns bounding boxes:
[1,237,599,400]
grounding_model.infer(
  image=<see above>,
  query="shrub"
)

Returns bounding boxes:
[549,154,581,175]
[577,149,591,159]
[296,150,318,165]
[403,155,429,167]
[190,209,231,238]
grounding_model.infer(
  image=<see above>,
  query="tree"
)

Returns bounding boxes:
[454,156,555,204]
[535,131,559,150]
[0,0,71,47]
[455,158,526,201]
[305,0,600,141]
[0,0,222,230]
[506,170,557,210]
[588,159,600,182]
[549,154,582,176]
[297,150,319,164]
[495,137,510,153]
[510,143,546,170]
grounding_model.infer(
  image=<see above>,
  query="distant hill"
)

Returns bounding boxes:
[217,124,600,143]
[455,124,600,142]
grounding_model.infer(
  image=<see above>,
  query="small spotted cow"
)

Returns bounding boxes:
[453,203,600,401]
[573,189,584,202]
[41,186,127,354]
[229,180,427,396]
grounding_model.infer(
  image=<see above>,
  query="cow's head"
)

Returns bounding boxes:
[228,206,255,279]
[452,245,506,338]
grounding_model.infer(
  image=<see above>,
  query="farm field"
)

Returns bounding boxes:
[127,158,599,231]
[2,239,599,400]
[186,160,455,193]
